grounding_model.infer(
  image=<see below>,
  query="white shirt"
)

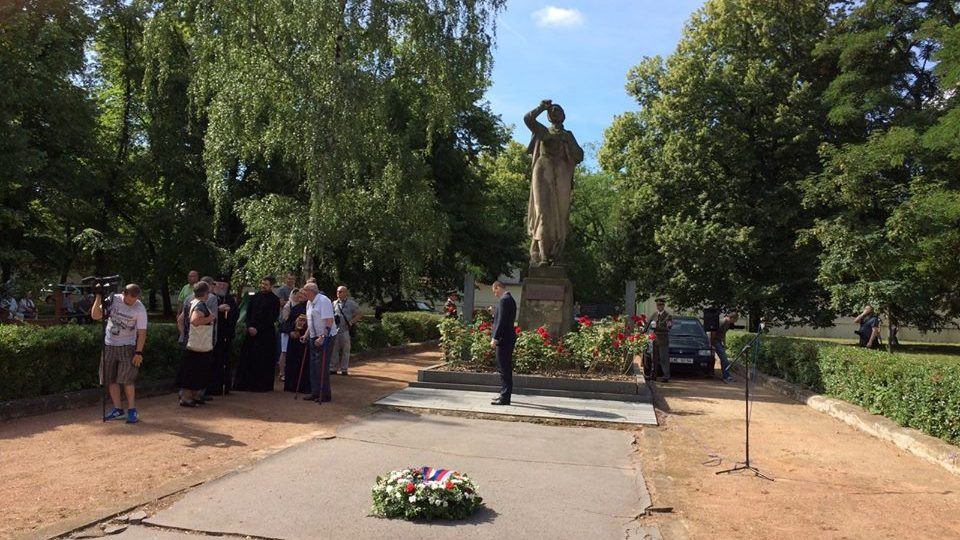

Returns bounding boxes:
[306,294,338,338]
[104,294,148,346]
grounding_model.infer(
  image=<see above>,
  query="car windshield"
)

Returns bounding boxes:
[671,319,704,337]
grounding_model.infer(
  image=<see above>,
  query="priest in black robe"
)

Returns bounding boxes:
[234,276,281,392]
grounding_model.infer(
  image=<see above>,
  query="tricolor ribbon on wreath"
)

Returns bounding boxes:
[421,467,456,483]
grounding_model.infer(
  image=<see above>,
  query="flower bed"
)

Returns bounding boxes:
[439,314,651,376]
[371,467,483,520]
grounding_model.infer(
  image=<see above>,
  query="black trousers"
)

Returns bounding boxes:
[496,339,515,400]
[207,338,233,395]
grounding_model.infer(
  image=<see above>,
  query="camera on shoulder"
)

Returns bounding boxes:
[82,275,121,296]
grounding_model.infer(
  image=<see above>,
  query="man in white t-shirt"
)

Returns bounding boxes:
[92,284,148,424]
[300,283,337,403]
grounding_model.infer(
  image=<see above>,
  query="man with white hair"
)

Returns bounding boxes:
[300,283,337,402]
[330,285,361,375]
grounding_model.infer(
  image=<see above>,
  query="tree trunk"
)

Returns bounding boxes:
[161,281,172,316]
[149,287,157,311]
[886,308,899,353]
[302,245,313,283]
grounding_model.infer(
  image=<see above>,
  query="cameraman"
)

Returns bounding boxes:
[853,304,881,349]
[710,310,738,384]
[92,283,148,424]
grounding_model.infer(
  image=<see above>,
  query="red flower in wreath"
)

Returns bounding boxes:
[405,483,415,494]
[515,326,522,335]
[612,340,621,349]
[617,332,626,341]
[648,333,656,341]
[445,481,455,490]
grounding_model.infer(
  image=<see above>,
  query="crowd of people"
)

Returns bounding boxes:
[92,270,365,423]
[1,291,38,322]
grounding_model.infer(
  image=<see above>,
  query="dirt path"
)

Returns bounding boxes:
[0,350,439,540]
[636,377,960,539]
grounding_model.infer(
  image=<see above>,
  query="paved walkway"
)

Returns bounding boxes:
[104,411,659,540]
[375,387,658,425]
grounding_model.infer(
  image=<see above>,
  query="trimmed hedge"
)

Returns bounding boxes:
[0,323,181,401]
[379,312,442,344]
[729,333,960,445]
[0,312,441,402]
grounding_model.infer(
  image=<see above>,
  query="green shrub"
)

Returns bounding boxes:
[351,313,435,353]
[727,332,960,445]
[0,323,181,401]
[381,312,442,343]
[1,313,441,401]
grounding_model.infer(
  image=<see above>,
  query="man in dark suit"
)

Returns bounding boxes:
[489,281,517,405]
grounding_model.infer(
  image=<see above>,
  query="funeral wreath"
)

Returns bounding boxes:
[371,467,483,520]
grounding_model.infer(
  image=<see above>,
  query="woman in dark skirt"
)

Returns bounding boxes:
[177,282,217,407]
[283,290,311,392]
[234,276,281,392]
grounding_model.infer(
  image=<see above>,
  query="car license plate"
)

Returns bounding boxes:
[670,357,694,364]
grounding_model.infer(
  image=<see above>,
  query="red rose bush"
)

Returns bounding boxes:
[439,314,650,375]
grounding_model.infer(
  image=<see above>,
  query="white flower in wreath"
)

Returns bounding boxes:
[443,501,449,507]
[409,496,417,503]
[385,486,394,494]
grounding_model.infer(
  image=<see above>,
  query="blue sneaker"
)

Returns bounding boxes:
[104,407,124,421]
[126,408,139,424]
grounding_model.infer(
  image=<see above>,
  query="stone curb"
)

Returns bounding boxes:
[0,341,440,423]
[414,361,651,403]
[733,365,960,476]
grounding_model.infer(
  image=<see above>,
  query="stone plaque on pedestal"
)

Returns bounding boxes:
[519,266,574,338]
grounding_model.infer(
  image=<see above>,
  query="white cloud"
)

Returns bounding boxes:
[531,6,584,28]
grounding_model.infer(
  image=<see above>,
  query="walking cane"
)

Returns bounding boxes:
[318,331,331,405]
[294,341,309,400]
[100,346,107,422]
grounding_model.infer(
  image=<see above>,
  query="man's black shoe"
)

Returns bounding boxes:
[301,395,320,402]
[490,398,510,406]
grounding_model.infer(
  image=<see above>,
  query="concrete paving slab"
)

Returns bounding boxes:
[375,386,658,425]
[134,411,652,540]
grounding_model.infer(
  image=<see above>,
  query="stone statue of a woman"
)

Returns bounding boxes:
[524,99,584,266]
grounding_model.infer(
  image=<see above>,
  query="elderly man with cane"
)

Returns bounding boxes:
[300,283,337,403]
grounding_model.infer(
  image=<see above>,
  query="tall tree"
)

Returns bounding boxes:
[0,0,98,287]
[801,0,960,332]
[601,0,836,325]
[185,0,506,298]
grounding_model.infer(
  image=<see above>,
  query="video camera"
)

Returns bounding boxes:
[81,275,122,296]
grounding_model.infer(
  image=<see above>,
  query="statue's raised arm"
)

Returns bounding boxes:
[524,100,583,266]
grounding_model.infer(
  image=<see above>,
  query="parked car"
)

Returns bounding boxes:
[374,299,436,320]
[642,316,715,377]
[41,283,84,302]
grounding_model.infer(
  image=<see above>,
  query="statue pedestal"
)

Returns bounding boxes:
[518,266,574,338]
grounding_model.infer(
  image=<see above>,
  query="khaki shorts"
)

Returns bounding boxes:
[100,345,139,385]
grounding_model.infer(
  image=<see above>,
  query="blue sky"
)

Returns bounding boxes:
[487,1,706,159]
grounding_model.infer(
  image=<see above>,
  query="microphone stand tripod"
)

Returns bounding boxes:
[716,324,773,481]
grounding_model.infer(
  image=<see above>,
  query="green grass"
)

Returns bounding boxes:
[736,332,960,363]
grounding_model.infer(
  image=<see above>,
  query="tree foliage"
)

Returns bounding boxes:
[602,0,836,325]
[185,0,507,299]
[801,0,960,331]
[1,0,517,310]
[0,0,97,287]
